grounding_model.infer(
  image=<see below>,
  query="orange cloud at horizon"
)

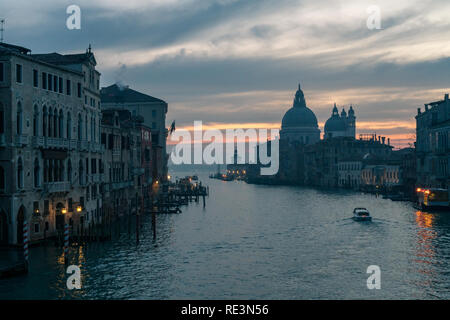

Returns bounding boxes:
[169,120,416,149]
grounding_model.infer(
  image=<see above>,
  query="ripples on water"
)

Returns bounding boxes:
[1,174,450,299]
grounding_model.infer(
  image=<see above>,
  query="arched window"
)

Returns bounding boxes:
[33,105,39,136]
[0,102,4,135]
[85,114,88,141]
[67,113,72,139]
[17,157,23,189]
[42,106,47,137]
[54,160,59,182]
[44,160,48,183]
[48,160,53,182]
[48,109,53,138]
[59,110,64,138]
[0,166,4,191]
[34,158,40,188]
[79,160,84,185]
[59,159,64,182]
[78,114,82,140]
[53,108,58,138]
[16,102,23,135]
[67,159,72,184]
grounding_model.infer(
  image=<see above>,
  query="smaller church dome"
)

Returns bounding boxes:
[324,116,346,132]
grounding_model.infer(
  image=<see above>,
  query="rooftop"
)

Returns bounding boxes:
[101,84,167,105]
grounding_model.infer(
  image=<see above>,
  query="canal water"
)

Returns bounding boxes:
[1,174,450,299]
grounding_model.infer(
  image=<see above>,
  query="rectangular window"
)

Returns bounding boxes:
[0,62,4,82]
[91,158,96,174]
[77,82,82,98]
[48,74,53,91]
[66,79,71,95]
[152,110,156,117]
[16,64,22,83]
[44,200,49,215]
[33,69,38,87]
[108,134,114,150]
[59,77,63,93]
[34,223,40,233]
[101,133,106,145]
[42,72,47,89]
[68,198,73,212]
[53,75,58,92]
[33,201,39,214]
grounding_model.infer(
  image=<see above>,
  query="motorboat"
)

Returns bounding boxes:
[352,208,372,221]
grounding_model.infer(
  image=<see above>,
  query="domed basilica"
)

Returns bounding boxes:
[324,103,355,139]
[280,84,356,143]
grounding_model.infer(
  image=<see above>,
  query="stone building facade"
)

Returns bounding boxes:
[416,94,450,189]
[100,84,168,182]
[100,109,143,219]
[0,43,102,245]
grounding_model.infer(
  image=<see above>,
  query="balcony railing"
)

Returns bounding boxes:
[112,149,121,157]
[77,140,89,151]
[69,139,77,150]
[32,136,45,148]
[91,174,104,183]
[15,134,28,146]
[44,182,70,193]
[111,180,135,190]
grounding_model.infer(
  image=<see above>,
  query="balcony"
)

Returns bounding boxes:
[32,136,45,148]
[44,182,70,193]
[44,137,69,149]
[112,149,121,157]
[111,180,134,190]
[15,134,28,146]
[133,167,145,176]
[91,174,104,183]
[69,139,78,150]
[77,140,89,151]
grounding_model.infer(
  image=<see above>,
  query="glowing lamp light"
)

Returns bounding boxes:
[167,175,171,180]
[61,208,67,214]
[76,206,83,213]
[34,209,40,214]
[425,190,431,195]
[417,188,422,192]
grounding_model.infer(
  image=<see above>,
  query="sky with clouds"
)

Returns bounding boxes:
[2,0,450,148]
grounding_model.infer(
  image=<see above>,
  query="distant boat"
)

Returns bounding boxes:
[352,208,372,221]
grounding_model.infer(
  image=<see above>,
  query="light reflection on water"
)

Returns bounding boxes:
[1,174,450,299]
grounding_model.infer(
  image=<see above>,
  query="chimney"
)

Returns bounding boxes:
[425,104,429,111]
[445,93,449,101]
[417,108,421,115]
[382,137,386,145]
[388,138,390,146]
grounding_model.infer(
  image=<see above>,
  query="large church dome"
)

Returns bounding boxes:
[280,84,320,145]
[281,84,318,129]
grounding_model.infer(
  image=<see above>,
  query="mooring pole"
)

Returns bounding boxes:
[64,223,69,265]
[23,220,29,266]
[136,193,139,244]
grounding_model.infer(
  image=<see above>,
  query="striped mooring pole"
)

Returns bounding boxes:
[23,220,29,263]
[64,224,69,265]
